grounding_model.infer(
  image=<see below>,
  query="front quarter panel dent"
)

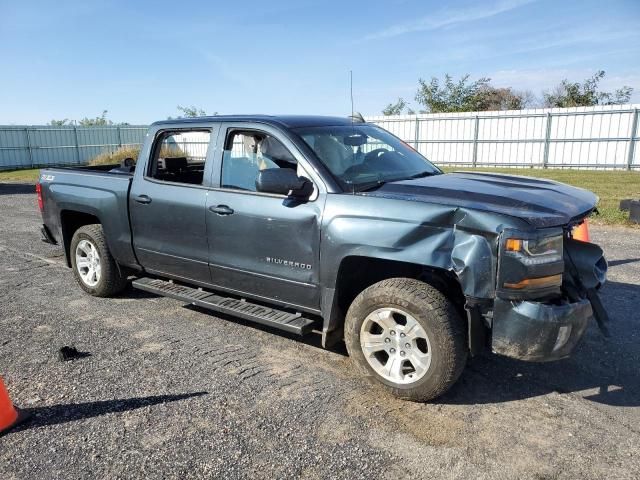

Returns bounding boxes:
[320,196,510,340]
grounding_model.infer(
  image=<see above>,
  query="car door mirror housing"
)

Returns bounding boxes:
[256,168,313,198]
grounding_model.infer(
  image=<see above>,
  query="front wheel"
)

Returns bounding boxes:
[344,278,467,402]
[70,224,128,297]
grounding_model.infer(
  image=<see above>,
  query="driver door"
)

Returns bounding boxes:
[206,124,325,312]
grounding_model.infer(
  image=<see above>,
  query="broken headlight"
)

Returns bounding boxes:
[505,235,563,265]
[498,230,564,298]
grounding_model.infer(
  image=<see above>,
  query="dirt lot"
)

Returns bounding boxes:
[1,183,639,480]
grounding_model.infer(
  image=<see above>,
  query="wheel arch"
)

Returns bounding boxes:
[321,255,466,348]
[60,210,102,267]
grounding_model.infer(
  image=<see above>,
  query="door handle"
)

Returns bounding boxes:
[134,194,152,204]
[209,204,234,215]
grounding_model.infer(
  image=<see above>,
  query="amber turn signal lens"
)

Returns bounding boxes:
[503,274,562,290]
[505,238,522,252]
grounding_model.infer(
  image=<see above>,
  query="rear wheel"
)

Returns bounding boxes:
[70,224,128,297]
[344,278,467,402]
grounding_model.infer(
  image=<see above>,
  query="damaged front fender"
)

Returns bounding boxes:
[320,195,511,298]
[319,195,524,344]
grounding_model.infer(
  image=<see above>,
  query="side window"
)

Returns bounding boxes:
[221,130,297,192]
[148,130,211,185]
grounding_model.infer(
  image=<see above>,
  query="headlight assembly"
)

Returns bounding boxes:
[504,234,563,265]
[499,230,565,297]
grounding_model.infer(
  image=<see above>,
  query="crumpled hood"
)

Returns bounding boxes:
[361,172,598,228]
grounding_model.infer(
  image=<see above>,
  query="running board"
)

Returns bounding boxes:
[132,277,315,335]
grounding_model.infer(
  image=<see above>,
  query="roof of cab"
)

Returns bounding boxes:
[152,115,359,129]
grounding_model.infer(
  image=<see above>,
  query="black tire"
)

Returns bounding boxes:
[344,278,467,402]
[70,224,128,297]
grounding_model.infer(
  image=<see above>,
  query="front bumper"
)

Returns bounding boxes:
[491,297,593,361]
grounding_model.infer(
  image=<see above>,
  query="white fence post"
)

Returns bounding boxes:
[472,115,479,167]
[542,112,552,169]
[73,126,81,164]
[628,108,639,170]
[25,127,33,168]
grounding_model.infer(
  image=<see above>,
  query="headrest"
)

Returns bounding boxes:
[163,157,188,171]
[261,137,295,162]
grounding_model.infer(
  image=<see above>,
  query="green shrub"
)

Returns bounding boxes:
[88,146,141,166]
[88,145,187,166]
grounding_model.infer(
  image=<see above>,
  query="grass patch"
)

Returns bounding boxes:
[0,168,41,182]
[443,167,640,227]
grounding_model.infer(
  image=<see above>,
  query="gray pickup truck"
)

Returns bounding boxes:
[37,115,609,401]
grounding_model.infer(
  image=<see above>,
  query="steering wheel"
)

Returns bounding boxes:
[342,148,392,178]
[364,148,390,163]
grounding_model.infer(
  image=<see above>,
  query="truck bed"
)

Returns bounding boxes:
[38,164,138,268]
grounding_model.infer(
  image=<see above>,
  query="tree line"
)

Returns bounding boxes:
[49,110,125,126]
[49,105,215,126]
[382,70,634,115]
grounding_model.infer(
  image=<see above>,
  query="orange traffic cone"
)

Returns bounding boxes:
[572,219,591,242]
[0,377,28,436]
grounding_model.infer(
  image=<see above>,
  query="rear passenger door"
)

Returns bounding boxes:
[130,126,217,284]
[206,123,325,312]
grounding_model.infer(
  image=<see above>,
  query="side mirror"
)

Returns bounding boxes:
[256,168,313,198]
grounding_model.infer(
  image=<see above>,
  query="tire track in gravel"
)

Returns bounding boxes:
[116,303,336,397]
[0,244,65,266]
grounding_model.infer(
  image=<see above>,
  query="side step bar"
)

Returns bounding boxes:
[132,277,315,335]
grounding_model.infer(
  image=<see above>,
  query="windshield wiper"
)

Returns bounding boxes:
[350,175,389,192]
[406,170,436,179]
[351,171,437,193]
[354,180,388,192]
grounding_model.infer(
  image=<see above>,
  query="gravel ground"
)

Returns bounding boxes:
[1,183,639,480]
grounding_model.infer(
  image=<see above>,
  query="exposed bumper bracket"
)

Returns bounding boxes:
[465,302,488,356]
[586,288,610,337]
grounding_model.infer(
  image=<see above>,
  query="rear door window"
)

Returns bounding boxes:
[148,130,211,185]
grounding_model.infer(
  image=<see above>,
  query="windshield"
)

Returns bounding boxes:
[294,124,441,191]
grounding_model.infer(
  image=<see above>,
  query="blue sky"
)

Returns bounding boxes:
[1,0,639,124]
